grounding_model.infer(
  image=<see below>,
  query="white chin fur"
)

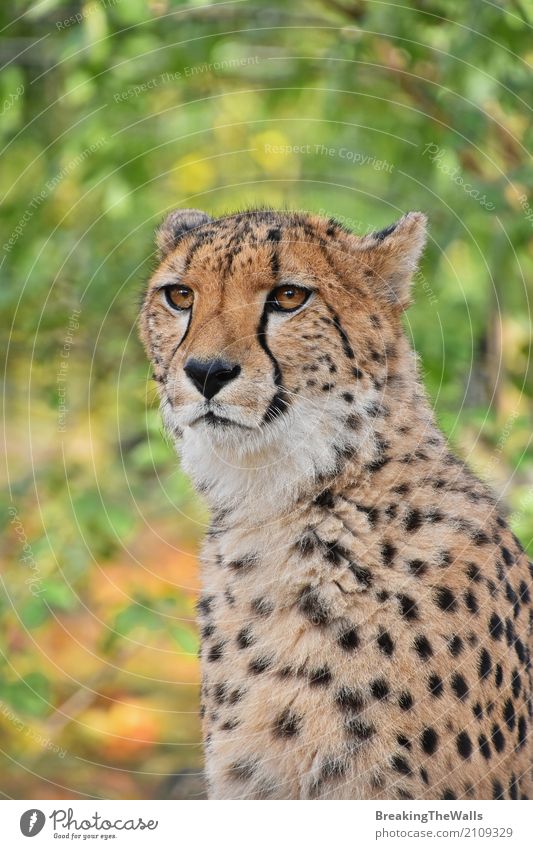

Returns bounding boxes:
[165,394,376,521]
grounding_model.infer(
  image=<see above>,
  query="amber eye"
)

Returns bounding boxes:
[163,285,194,311]
[269,285,310,312]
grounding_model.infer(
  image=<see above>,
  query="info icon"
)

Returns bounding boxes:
[20,810,46,837]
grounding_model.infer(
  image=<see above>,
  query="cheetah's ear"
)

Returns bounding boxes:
[356,212,427,310]
[156,208,212,259]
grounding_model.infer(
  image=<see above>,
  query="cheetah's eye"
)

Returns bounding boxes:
[269,285,310,312]
[163,285,194,311]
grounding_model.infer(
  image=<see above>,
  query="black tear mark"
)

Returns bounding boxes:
[257,305,290,425]
[324,303,355,360]
[263,388,289,423]
[163,311,192,378]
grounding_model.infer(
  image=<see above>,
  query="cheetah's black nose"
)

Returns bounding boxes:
[183,358,241,400]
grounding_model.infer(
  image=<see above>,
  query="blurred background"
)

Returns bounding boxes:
[1,0,532,799]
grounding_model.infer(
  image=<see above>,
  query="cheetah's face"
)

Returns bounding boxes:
[140,209,426,495]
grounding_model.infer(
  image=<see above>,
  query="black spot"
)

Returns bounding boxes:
[421,727,438,755]
[251,597,274,617]
[456,731,472,759]
[220,718,240,731]
[517,714,527,749]
[492,779,505,800]
[208,642,224,662]
[486,578,497,597]
[201,623,215,639]
[451,673,469,701]
[391,754,411,775]
[358,504,379,526]
[228,687,244,705]
[342,392,354,403]
[397,734,411,749]
[236,627,254,649]
[197,595,213,615]
[404,508,423,532]
[509,774,519,800]
[441,789,457,800]
[511,669,521,699]
[370,678,390,700]
[397,594,419,620]
[491,723,505,753]
[467,563,482,582]
[352,366,363,379]
[273,708,301,738]
[377,629,394,656]
[434,587,457,612]
[228,554,258,571]
[479,647,492,680]
[381,542,397,566]
[448,635,463,656]
[495,663,503,688]
[298,585,330,626]
[464,590,479,614]
[323,540,349,566]
[345,717,375,739]
[428,673,444,698]
[338,626,359,652]
[396,788,413,800]
[398,691,413,711]
[335,686,364,713]
[478,734,491,760]
[407,559,427,577]
[309,666,332,687]
[489,612,503,640]
[420,767,429,785]
[319,756,347,786]
[346,413,362,430]
[518,580,530,604]
[503,698,516,731]
[501,546,514,567]
[473,702,483,720]
[249,655,272,674]
[213,683,227,704]
[413,634,433,660]
[350,563,373,587]
[376,590,390,602]
[506,582,520,618]
[514,637,527,665]
[472,529,490,546]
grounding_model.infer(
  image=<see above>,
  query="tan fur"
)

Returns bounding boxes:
[139,208,532,800]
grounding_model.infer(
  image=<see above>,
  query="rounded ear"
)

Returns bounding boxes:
[156,208,212,259]
[355,212,427,310]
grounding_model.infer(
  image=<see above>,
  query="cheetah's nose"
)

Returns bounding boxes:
[183,357,241,400]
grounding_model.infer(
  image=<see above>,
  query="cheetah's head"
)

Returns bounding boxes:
[139,209,427,507]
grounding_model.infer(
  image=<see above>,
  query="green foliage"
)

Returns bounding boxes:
[1,0,532,799]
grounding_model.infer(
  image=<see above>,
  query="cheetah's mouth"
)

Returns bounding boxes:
[190,410,256,431]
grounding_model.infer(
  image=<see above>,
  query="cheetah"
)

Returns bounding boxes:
[139,207,532,800]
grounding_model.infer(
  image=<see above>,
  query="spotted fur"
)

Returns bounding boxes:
[139,208,532,800]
